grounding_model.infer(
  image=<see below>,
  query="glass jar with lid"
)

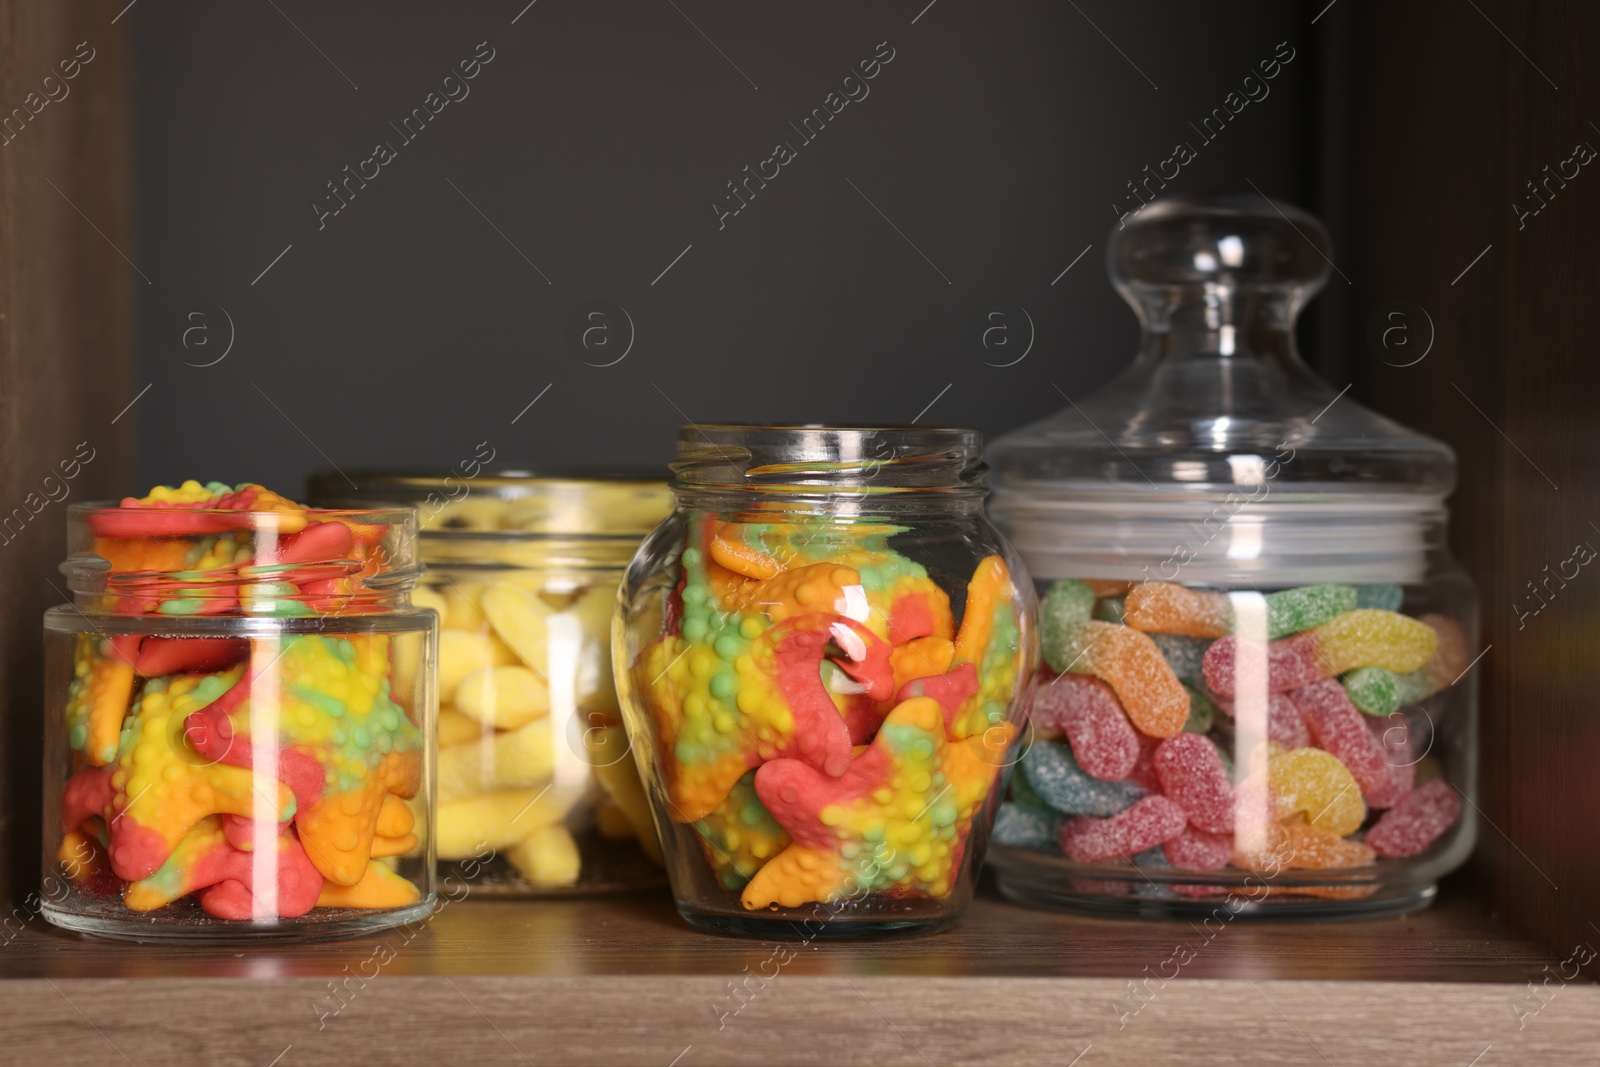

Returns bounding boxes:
[42,482,435,940]
[310,470,672,896]
[614,425,1034,937]
[985,195,1477,917]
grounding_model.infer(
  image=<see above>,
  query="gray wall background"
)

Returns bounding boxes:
[129,0,1318,493]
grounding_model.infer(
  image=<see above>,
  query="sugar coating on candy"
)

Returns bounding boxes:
[1163,825,1232,871]
[1202,634,1326,697]
[1031,675,1139,782]
[1127,733,1162,792]
[1368,712,1416,801]
[1039,580,1096,667]
[1151,633,1209,686]
[1124,582,1232,638]
[1153,733,1234,834]
[1263,584,1357,640]
[1268,747,1366,836]
[1053,621,1189,738]
[1355,584,1404,612]
[1021,738,1146,816]
[1235,822,1375,871]
[1341,666,1419,717]
[1060,795,1187,863]
[992,803,1062,849]
[1418,614,1470,693]
[1310,609,1438,676]
[1367,779,1461,858]
[1291,678,1405,808]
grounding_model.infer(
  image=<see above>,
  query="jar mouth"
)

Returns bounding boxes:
[671,424,986,499]
[70,502,416,535]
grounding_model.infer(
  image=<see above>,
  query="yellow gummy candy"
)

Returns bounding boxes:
[480,582,554,677]
[453,665,550,730]
[316,861,422,909]
[1269,747,1366,837]
[1311,609,1438,675]
[506,825,582,887]
[436,787,568,860]
[436,717,554,803]
[438,708,486,747]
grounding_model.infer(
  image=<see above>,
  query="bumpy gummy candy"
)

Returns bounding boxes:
[1006,576,1467,891]
[632,516,1026,911]
[54,484,426,922]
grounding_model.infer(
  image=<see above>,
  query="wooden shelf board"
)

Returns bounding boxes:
[2,879,1594,1065]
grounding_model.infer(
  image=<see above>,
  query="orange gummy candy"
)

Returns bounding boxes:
[1124,582,1232,638]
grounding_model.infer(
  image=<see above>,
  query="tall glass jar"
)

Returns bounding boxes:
[42,486,435,940]
[310,471,672,895]
[986,195,1478,917]
[615,426,1035,937]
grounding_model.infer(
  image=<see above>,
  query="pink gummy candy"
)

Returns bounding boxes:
[1217,691,1312,749]
[1366,779,1461,858]
[1153,733,1235,834]
[201,828,324,920]
[1032,675,1139,782]
[1368,712,1416,802]
[1164,825,1233,871]
[1127,732,1162,792]
[1203,634,1327,697]
[1061,795,1187,863]
[1291,678,1404,808]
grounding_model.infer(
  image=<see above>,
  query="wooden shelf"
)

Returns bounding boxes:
[2,877,1594,1064]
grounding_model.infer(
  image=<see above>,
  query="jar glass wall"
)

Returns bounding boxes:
[310,471,672,895]
[616,426,1035,938]
[42,487,435,940]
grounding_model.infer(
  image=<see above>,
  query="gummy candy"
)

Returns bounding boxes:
[1021,738,1146,816]
[992,803,1062,849]
[1152,733,1234,834]
[1124,582,1233,638]
[1367,779,1461,858]
[1050,622,1188,738]
[1309,609,1438,676]
[1163,825,1232,870]
[1029,674,1139,781]
[1290,679,1405,808]
[1151,633,1209,686]
[1267,747,1365,836]
[1060,795,1187,863]
[1202,633,1326,697]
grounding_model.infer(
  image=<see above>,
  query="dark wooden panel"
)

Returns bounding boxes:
[1335,0,1600,972]
[0,0,131,904]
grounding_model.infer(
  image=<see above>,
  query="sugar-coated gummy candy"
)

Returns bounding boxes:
[1182,683,1218,734]
[506,825,582,887]
[1341,665,1422,717]
[1310,609,1438,676]
[1291,678,1406,808]
[1235,821,1375,871]
[1084,579,1131,598]
[1124,582,1232,638]
[1368,711,1416,801]
[436,787,568,859]
[453,665,550,730]
[1127,733,1162,792]
[1039,579,1096,662]
[1152,633,1209,686]
[1031,674,1139,781]
[1051,620,1189,738]
[1418,613,1470,693]
[1021,738,1146,816]
[1202,633,1326,697]
[1355,584,1404,612]
[1060,795,1187,863]
[1163,825,1232,871]
[1264,584,1357,640]
[992,803,1063,849]
[1367,779,1462,858]
[1153,733,1234,834]
[1267,747,1366,837]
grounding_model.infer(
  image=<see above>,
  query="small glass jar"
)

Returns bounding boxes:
[985,195,1478,917]
[615,426,1035,937]
[310,471,673,895]
[42,490,435,940]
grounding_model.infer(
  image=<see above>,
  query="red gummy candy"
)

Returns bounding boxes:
[1163,825,1232,871]
[1060,795,1187,863]
[1367,779,1461,858]
[1030,675,1138,782]
[1153,733,1234,834]
[200,827,324,920]
[185,687,327,814]
[887,592,940,644]
[768,617,861,778]
[265,519,353,566]
[1290,678,1401,808]
[1203,634,1326,697]
[135,637,249,677]
[1369,712,1416,802]
[895,662,978,735]
[61,766,116,832]
[1127,732,1162,792]
[1215,691,1313,749]
[754,746,891,850]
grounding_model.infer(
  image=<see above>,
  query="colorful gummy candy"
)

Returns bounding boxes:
[1003,577,1469,898]
[631,516,1026,912]
[53,484,427,921]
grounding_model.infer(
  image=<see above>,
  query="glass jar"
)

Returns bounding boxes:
[615,426,1035,937]
[985,195,1478,917]
[309,471,673,895]
[42,485,435,940]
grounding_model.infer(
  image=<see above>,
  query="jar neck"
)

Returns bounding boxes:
[1129,284,1303,368]
[670,425,989,519]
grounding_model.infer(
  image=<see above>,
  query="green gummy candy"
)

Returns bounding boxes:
[1182,682,1217,734]
[1092,596,1126,624]
[1040,580,1096,672]
[1342,665,1430,717]
[1264,583,1358,639]
[1355,584,1405,612]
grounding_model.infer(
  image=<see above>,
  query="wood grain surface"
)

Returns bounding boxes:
[1334,0,1600,978]
[0,0,132,906]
